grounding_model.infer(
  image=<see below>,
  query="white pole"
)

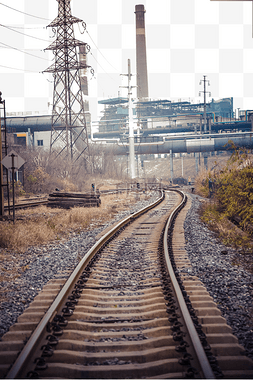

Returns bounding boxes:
[170,149,173,183]
[128,59,136,179]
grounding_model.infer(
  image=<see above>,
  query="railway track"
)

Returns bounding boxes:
[1,189,253,378]
[3,186,160,212]
[3,189,133,212]
[4,198,48,212]
[3,190,122,212]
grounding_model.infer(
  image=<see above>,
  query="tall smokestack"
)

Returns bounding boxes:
[135,4,149,100]
[79,45,88,96]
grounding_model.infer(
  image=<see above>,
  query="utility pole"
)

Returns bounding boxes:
[0,94,3,216]
[0,92,8,216]
[121,59,136,179]
[199,75,211,133]
[44,0,91,164]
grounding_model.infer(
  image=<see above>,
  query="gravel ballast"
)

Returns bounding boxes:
[184,193,253,359]
[1,189,253,362]
[0,192,159,338]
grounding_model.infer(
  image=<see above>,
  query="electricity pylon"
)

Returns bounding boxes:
[44,0,90,163]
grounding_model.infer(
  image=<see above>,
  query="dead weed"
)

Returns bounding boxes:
[0,191,148,253]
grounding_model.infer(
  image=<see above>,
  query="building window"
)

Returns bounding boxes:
[37,140,43,146]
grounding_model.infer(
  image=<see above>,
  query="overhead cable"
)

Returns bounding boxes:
[0,2,50,21]
[89,51,119,84]
[0,24,50,42]
[0,64,39,73]
[86,30,120,74]
[0,41,49,61]
[5,25,46,30]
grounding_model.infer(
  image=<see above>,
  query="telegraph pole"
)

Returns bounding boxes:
[199,75,211,133]
[121,59,136,179]
[0,93,3,216]
[0,92,7,216]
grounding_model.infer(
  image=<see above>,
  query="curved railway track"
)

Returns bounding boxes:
[1,189,253,379]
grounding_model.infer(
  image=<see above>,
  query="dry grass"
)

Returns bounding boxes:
[200,202,253,255]
[0,191,149,252]
[193,154,230,196]
[193,169,210,197]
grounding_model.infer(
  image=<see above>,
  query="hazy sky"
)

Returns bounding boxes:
[0,0,252,121]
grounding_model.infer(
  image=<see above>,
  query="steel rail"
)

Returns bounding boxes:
[3,189,150,211]
[4,188,162,211]
[163,189,215,379]
[4,200,48,211]
[6,190,165,379]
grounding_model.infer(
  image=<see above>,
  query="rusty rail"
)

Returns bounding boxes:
[5,191,165,379]
[163,189,215,379]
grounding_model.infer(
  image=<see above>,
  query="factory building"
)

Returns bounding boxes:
[97,96,235,136]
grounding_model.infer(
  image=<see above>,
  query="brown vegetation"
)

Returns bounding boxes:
[0,192,149,252]
[195,147,253,254]
[16,146,129,195]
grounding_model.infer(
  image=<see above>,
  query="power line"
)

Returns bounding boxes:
[5,25,46,30]
[0,24,50,42]
[0,41,49,61]
[0,64,39,73]
[89,51,119,84]
[84,28,121,85]
[86,30,120,74]
[0,2,51,21]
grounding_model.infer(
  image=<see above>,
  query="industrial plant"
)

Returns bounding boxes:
[1,1,253,199]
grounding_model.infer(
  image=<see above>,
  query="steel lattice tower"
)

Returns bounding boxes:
[44,0,90,162]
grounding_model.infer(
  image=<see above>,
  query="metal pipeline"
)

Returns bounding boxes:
[96,132,253,156]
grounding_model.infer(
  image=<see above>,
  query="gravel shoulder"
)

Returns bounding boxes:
[184,192,253,359]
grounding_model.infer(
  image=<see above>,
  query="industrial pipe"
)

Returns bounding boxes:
[96,132,253,156]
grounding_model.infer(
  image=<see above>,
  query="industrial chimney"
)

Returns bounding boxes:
[79,45,88,97]
[79,44,91,134]
[135,4,149,100]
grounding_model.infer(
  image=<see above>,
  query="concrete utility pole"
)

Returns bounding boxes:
[199,75,211,133]
[121,59,136,179]
[0,91,6,217]
[0,107,3,216]
[170,149,173,184]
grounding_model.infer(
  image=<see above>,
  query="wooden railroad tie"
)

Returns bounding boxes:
[47,191,101,209]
